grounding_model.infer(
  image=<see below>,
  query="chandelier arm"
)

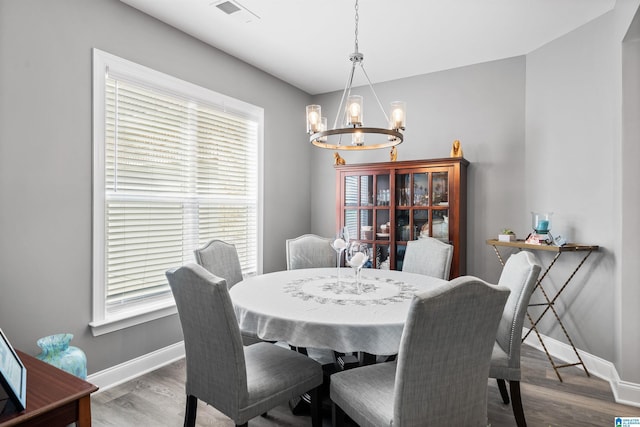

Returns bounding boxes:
[360,63,390,123]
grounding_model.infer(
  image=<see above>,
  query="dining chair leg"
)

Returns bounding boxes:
[497,378,510,404]
[332,402,346,427]
[510,380,527,427]
[310,386,322,427]
[184,394,197,427]
[290,345,309,356]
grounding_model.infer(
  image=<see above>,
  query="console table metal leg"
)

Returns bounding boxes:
[491,245,507,266]
[526,312,564,381]
[522,252,561,341]
[490,244,593,381]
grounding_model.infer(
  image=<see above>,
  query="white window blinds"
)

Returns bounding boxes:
[92,49,261,332]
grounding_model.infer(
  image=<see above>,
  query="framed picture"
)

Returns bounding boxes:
[0,328,26,413]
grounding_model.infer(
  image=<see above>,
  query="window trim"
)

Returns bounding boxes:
[91,49,263,336]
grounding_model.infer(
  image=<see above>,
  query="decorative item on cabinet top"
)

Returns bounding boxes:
[450,139,463,157]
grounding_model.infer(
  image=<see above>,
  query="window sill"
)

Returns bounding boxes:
[89,299,177,336]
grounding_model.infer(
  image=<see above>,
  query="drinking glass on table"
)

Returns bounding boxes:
[346,242,369,293]
[331,227,350,285]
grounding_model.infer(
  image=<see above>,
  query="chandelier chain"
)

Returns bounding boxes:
[354,0,359,53]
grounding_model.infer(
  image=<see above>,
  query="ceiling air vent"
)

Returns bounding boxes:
[212,0,259,23]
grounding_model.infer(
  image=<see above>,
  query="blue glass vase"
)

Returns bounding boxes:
[36,333,87,379]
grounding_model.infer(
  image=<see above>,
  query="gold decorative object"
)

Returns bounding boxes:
[390,146,397,162]
[450,139,463,158]
[334,152,346,165]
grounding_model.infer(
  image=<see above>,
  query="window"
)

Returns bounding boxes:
[91,49,263,335]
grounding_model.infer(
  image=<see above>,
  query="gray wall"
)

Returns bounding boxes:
[525,0,640,382]
[621,4,640,383]
[0,0,312,373]
[310,56,527,286]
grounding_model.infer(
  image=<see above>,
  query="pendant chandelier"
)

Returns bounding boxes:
[305,0,406,151]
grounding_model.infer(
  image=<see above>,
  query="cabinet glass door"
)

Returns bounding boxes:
[360,209,373,240]
[396,210,410,241]
[374,244,390,270]
[396,174,411,206]
[414,209,429,239]
[343,172,389,269]
[413,173,429,206]
[345,175,359,207]
[432,172,449,206]
[431,171,449,242]
[393,170,451,269]
[432,209,449,242]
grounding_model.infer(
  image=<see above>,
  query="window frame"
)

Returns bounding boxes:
[91,49,263,336]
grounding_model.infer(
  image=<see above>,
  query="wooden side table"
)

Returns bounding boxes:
[0,350,98,427]
[486,239,599,381]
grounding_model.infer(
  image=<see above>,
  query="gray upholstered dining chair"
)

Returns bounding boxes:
[402,237,454,279]
[490,250,541,427]
[166,263,324,427]
[330,276,510,427]
[194,239,262,346]
[286,234,335,270]
[194,239,243,289]
[285,233,340,365]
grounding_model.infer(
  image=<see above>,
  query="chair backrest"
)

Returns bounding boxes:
[393,276,510,426]
[285,234,335,270]
[194,239,243,288]
[166,263,248,416]
[401,237,454,279]
[496,251,541,368]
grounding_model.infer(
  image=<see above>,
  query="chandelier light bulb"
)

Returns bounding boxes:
[306,104,321,134]
[390,101,406,130]
[346,95,363,127]
[319,117,328,142]
[349,103,360,119]
[352,130,364,146]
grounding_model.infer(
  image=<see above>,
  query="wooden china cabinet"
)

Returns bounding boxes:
[335,157,468,278]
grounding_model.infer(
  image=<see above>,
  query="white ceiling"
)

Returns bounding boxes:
[120,0,615,95]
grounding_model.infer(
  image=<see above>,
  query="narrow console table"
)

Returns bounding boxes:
[486,239,599,382]
[0,350,98,427]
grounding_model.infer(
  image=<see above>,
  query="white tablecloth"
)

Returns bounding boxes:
[229,267,447,355]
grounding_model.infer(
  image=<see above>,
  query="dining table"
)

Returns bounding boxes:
[229,267,449,356]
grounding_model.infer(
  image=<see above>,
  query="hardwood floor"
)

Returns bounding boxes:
[91,344,639,426]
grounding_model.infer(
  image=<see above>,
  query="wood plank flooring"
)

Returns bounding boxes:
[91,344,639,426]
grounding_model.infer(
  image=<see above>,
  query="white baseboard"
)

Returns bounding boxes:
[87,341,185,393]
[523,328,640,408]
[87,333,640,409]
